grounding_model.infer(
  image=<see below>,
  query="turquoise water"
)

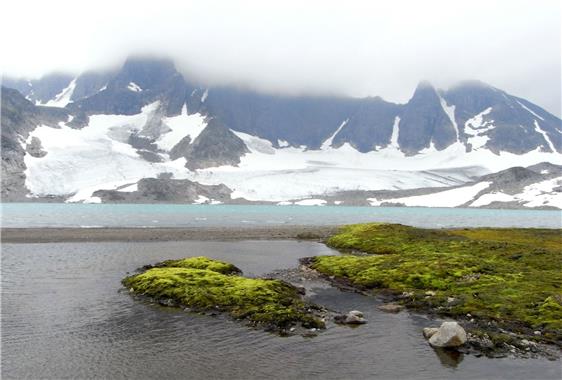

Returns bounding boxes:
[1,203,560,228]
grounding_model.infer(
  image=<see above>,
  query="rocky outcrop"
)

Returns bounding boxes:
[1,87,70,200]
[173,118,249,170]
[92,177,232,203]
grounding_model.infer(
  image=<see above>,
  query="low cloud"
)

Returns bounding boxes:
[1,0,560,115]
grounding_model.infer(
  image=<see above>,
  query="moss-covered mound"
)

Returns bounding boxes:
[123,257,324,333]
[311,223,562,340]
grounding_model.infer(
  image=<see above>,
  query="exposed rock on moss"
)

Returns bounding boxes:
[123,257,325,334]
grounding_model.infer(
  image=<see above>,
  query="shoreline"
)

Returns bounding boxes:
[0,226,339,244]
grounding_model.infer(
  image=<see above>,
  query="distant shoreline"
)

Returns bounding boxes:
[1,226,339,244]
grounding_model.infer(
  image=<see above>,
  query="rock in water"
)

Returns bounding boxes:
[334,310,367,325]
[427,322,467,348]
[378,303,404,313]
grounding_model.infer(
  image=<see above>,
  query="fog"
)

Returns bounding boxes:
[1,0,560,116]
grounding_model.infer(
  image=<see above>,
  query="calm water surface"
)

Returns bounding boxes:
[2,241,560,379]
[2,203,561,228]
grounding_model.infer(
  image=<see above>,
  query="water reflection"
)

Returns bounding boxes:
[434,348,465,368]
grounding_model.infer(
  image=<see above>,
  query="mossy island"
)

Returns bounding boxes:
[123,257,326,335]
[304,223,562,353]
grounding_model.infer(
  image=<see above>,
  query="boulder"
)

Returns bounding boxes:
[334,310,367,325]
[426,321,467,348]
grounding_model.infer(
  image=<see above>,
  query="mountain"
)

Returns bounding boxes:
[2,56,561,207]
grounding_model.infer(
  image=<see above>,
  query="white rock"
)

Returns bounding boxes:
[348,310,364,318]
[428,321,467,348]
[423,327,439,339]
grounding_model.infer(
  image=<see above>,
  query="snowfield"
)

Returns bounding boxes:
[156,104,207,151]
[368,182,492,207]
[21,103,562,205]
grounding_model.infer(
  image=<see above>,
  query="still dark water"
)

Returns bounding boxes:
[2,240,560,379]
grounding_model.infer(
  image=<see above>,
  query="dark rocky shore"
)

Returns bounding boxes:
[1,226,337,243]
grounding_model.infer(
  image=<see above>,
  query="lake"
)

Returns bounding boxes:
[2,203,561,228]
[2,240,560,379]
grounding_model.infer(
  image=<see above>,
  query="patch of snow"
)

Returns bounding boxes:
[294,199,327,206]
[156,104,207,151]
[541,170,549,175]
[277,139,290,148]
[45,78,77,107]
[321,119,349,150]
[193,195,210,204]
[277,201,293,205]
[439,96,459,140]
[464,107,494,150]
[83,197,102,204]
[201,89,209,103]
[99,84,107,92]
[533,120,556,152]
[368,182,492,208]
[388,116,401,149]
[333,200,343,205]
[127,82,143,92]
[231,131,276,154]
[470,192,516,207]
[517,100,544,121]
[470,177,562,209]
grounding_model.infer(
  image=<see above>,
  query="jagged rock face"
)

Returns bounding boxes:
[68,57,194,116]
[398,82,457,154]
[332,98,401,152]
[70,70,115,102]
[92,177,232,203]
[1,87,70,200]
[199,87,360,149]
[172,118,249,170]
[444,81,561,154]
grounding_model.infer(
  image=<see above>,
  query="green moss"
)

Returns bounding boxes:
[123,257,324,331]
[313,223,562,336]
[154,256,241,274]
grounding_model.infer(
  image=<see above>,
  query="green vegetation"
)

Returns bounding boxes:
[124,257,324,332]
[148,256,242,274]
[311,223,562,338]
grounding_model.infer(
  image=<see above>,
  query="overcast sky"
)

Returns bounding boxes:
[1,0,560,116]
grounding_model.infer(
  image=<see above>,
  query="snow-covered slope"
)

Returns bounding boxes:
[367,166,562,209]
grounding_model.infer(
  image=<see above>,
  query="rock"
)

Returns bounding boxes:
[447,297,456,303]
[378,303,404,313]
[334,310,367,325]
[533,331,541,336]
[348,310,364,317]
[423,327,439,339]
[426,321,467,348]
[425,291,436,296]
